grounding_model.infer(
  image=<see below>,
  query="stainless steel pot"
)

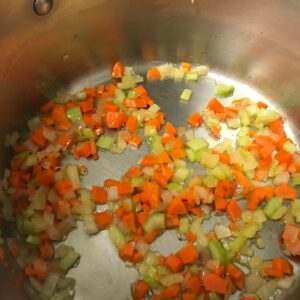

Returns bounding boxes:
[1,0,300,299]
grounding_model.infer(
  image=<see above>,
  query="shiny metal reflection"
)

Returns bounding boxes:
[33,0,53,16]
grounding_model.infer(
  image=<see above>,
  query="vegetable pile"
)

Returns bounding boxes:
[1,61,300,300]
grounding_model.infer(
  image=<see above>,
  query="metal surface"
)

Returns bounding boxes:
[33,0,53,16]
[1,0,300,299]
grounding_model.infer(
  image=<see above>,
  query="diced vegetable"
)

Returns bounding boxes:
[180,89,193,102]
[215,84,235,98]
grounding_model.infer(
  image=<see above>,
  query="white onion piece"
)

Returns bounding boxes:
[135,240,150,256]
[273,172,290,185]
[37,144,62,161]
[214,224,232,239]
[65,164,80,190]
[48,189,60,204]
[83,215,99,235]
[42,127,56,142]
[245,273,265,293]
[107,186,119,201]
[161,190,173,206]
[277,275,295,289]
[63,191,76,201]
[256,282,277,300]
[27,116,41,131]
[23,140,39,153]
[54,170,64,182]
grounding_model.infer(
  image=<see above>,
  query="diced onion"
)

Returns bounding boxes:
[107,186,119,202]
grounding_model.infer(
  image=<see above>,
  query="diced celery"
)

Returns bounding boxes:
[292,176,300,186]
[252,209,267,223]
[145,252,160,266]
[270,206,287,220]
[191,65,209,77]
[127,90,138,99]
[26,235,40,245]
[143,275,161,288]
[167,182,183,192]
[147,266,158,277]
[256,109,280,125]
[186,73,198,82]
[214,84,234,98]
[179,217,189,234]
[186,149,196,163]
[144,125,157,137]
[82,128,95,140]
[208,240,228,265]
[150,135,164,154]
[230,236,246,253]
[240,110,250,126]
[173,167,190,184]
[227,118,240,129]
[241,224,260,238]
[180,89,193,102]
[131,176,145,189]
[143,213,165,233]
[161,273,184,286]
[186,138,208,152]
[22,154,38,169]
[209,166,226,180]
[109,224,127,249]
[67,106,82,122]
[23,219,35,236]
[123,198,135,212]
[263,197,283,218]
[190,218,208,248]
[173,159,186,168]
[283,140,297,154]
[157,265,171,276]
[59,250,80,271]
[202,175,218,188]
[96,135,116,150]
[245,105,259,117]
[200,152,219,169]
[209,293,222,300]
[237,135,250,147]
[148,104,160,114]
[113,88,126,104]
[291,199,300,222]
[174,68,185,80]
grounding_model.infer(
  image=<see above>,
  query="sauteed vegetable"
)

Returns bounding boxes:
[1,61,300,300]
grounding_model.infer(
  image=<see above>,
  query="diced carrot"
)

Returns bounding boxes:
[133,280,149,299]
[134,85,148,96]
[126,166,143,177]
[210,126,221,139]
[185,232,197,243]
[145,118,162,131]
[219,152,231,164]
[36,169,54,186]
[9,240,20,258]
[31,128,47,148]
[272,258,293,275]
[147,67,160,80]
[123,98,148,108]
[118,181,133,196]
[170,148,186,159]
[182,291,198,300]
[143,182,161,208]
[104,179,120,187]
[240,294,257,300]
[165,122,177,136]
[167,197,187,216]
[229,222,239,232]
[186,274,202,293]
[275,184,297,199]
[165,254,183,273]
[103,102,118,112]
[188,112,203,128]
[122,213,136,232]
[166,216,180,228]
[126,115,138,133]
[202,273,227,294]
[106,111,126,129]
[227,199,242,221]
[177,243,199,264]
[40,100,54,113]
[92,186,107,204]
[161,284,181,299]
[39,241,54,260]
[112,61,125,79]
[207,98,225,114]
[94,211,113,229]
[127,135,142,148]
[157,151,171,164]
[275,149,292,164]
[226,263,245,289]
[257,101,268,108]
[263,267,284,278]
[180,62,191,72]
[55,179,74,196]
[140,155,157,167]
[119,242,135,261]
[269,117,285,137]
